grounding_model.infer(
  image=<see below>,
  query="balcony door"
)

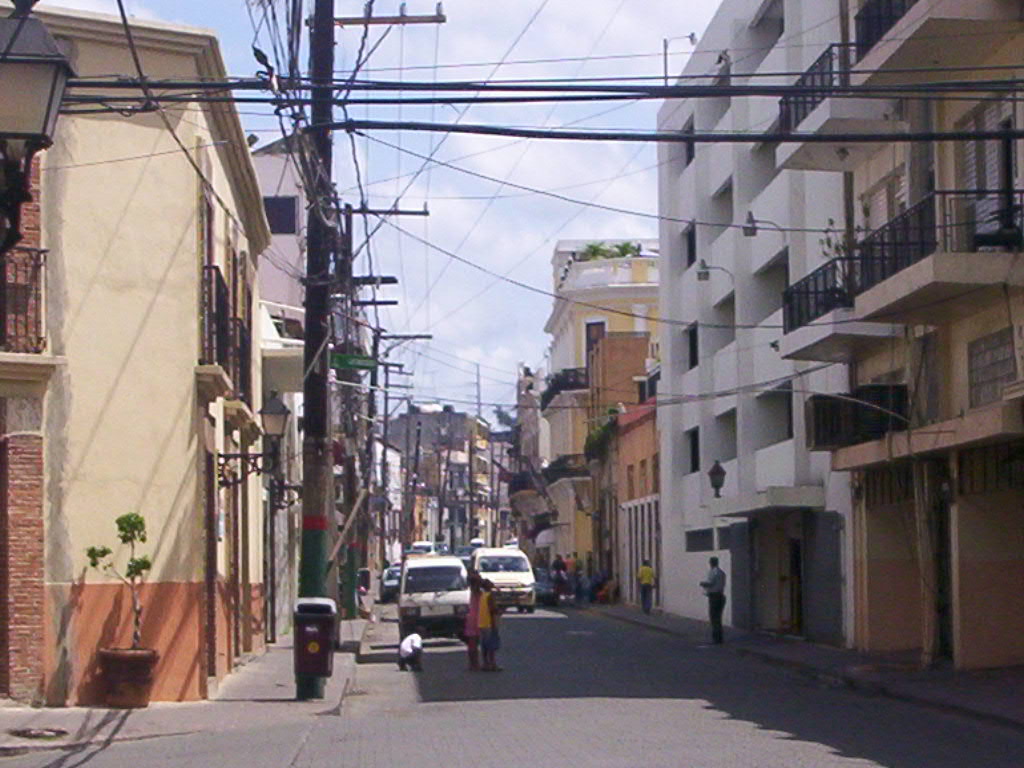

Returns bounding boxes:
[957,100,1019,246]
[584,321,605,371]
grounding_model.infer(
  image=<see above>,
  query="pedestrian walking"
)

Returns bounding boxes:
[464,570,482,671]
[397,632,424,671]
[478,579,502,672]
[637,559,655,615]
[575,568,590,606]
[551,553,568,601]
[699,556,727,644]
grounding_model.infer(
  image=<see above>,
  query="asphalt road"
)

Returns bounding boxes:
[7,607,1024,768]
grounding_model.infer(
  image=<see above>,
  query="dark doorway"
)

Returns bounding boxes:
[787,538,804,636]
[934,498,954,660]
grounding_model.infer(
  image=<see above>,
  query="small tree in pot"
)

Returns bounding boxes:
[86,513,159,708]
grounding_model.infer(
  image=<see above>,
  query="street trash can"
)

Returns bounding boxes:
[293,597,337,678]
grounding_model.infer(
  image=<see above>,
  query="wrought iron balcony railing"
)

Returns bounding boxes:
[200,264,231,369]
[852,189,1024,296]
[782,257,856,333]
[230,317,252,405]
[778,45,848,133]
[1,247,45,354]
[855,0,920,61]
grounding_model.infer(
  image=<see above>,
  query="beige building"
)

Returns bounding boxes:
[778,0,1024,669]
[0,7,270,704]
[541,239,659,567]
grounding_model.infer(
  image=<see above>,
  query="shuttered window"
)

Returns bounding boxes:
[968,326,1016,408]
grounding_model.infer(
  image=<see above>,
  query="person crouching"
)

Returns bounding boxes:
[398,632,423,671]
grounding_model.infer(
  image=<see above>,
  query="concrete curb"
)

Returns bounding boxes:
[592,606,1024,734]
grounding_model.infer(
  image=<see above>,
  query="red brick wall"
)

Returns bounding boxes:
[19,159,41,250]
[0,432,46,702]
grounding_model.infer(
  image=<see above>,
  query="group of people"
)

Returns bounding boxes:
[550,552,616,604]
[398,569,504,673]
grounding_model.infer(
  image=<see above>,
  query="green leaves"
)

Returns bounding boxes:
[86,546,112,569]
[115,513,147,545]
[126,556,152,580]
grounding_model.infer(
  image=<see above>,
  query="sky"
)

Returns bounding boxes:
[37,0,722,420]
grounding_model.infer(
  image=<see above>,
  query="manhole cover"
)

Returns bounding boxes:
[7,728,68,740]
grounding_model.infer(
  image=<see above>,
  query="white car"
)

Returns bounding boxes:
[398,556,470,640]
[472,547,536,613]
[409,540,435,555]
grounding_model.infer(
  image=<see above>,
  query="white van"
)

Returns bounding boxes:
[409,540,435,555]
[471,547,536,613]
[398,556,470,639]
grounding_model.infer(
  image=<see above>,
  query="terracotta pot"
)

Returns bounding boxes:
[97,648,159,708]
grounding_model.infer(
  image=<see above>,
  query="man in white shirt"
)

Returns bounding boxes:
[398,632,423,671]
[699,557,727,644]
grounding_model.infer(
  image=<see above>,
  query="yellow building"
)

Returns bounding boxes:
[778,0,1024,670]
[0,6,270,704]
[541,239,659,568]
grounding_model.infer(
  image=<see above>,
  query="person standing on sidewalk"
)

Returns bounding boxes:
[699,557,727,644]
[637,560,655,615]
[478,580,502,672]
[464,571,482,671]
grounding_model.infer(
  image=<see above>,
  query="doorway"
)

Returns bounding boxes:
[785,538,804,636]
[934,498,954,660]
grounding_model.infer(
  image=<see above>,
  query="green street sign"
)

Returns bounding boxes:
[331,352,378,371]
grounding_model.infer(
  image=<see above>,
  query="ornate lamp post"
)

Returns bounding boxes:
[218,393,291,486]
[0,10,75,255]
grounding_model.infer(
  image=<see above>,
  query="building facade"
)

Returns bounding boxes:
[542,239,659,568]
[777,0,1024,669]
[0,7,270,704]
[657,0,851,644]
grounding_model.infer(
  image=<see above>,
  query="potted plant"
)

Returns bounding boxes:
[86,513,158,708]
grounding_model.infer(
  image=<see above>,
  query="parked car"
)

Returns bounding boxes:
[409,540,435,555]
[472,547,536,613]
[398,556,470,640]
[379,564,401,603]
[532,567,558,607]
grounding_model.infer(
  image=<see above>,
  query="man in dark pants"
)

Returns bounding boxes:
[699,556,727,644]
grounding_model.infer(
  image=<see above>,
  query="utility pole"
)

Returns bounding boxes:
[297,0,336,702]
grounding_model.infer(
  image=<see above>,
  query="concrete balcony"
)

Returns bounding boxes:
[780,257,899,362]
[777,94,905,172]
[748,172,793,274]
[852,190,1024,324]
[852,0,1024,86]
[706,110,734,197]
[712,341,738,416]
[560,256,658,293]
[755,439,797,491]
[707,229,738,307]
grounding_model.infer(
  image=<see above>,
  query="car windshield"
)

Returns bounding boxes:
[403,566,466,593]
[477,556,530,573]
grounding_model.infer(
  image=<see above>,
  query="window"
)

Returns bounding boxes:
[639,459,648,496]
[686,324,699,370]
[682,119,695,167]
[968,326,1016,408]
[686,427,700,474]
[684,225,697,267]
[652,453,660,494]
[685,528,714,552]
[627,465,636,499]
[717,525,732,551]
[264,195,298,235]
[585,321,606,369]
[403,566,466,594]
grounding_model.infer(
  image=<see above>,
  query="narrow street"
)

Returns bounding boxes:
[6,607,1023,768]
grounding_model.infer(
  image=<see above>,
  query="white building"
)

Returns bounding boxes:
[657,0,854,644]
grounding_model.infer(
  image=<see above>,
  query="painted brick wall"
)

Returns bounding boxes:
[1,434,46,702]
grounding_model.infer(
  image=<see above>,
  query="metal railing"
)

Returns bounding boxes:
[1,248,45,354]
[782,257,856,333]
[540,367,588,411]
[230,318,252,405]
[855,0,919,61]
[778,45,848,133]
[200,265,231,369]
[853,193,938,295]
[851,189,1024,296]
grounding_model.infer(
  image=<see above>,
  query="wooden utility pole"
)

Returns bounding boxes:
[297,0,336,702]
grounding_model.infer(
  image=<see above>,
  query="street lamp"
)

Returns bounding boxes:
[0,12,75,255]
[218,392,292,486]
[696,259,735,284]
[708,460,726,498]
[741,211,785,239]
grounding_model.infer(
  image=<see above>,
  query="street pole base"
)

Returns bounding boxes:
[296,675,326,700]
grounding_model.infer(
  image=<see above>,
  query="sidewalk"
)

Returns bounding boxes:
[588,603,1024,732]
[0,621,366,757]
